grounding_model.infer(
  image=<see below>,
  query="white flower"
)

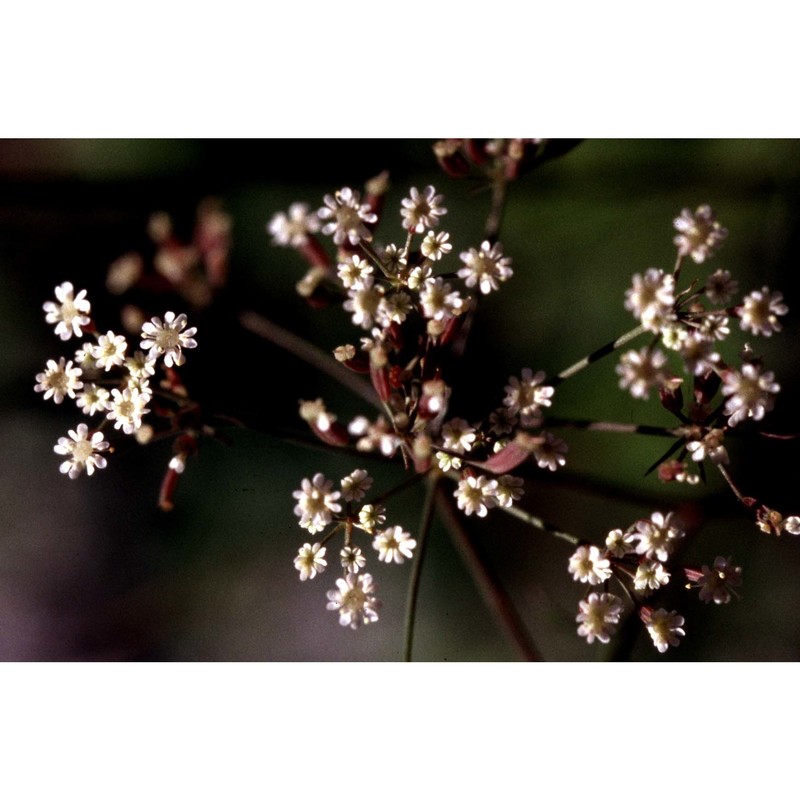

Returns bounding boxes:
[34,357,83,404]
[318,187,377,246]
[604,529,634,558]
[340,546,367,574]
[678,333,720,376]
[125,351,156,380]
[400,185,447,233]
[576,592,624,644]
[418,277,464,321]
[488,407,516,436]
[140,311,197,367]
[503,369,554,428]
[739,286,788,337]
[294,543,327,581]
[568,545,612,585]
[721,363,780,427]
[53,423,109,479]
[673,204,727,263]
[705,269,738,305]
[435,451,462,472]
[43,281,91,340]
[299,398,337,433]
[292,473,342,534]
[624,269,675,332]
[74,340,100,371]
[337,254,374,289]
[343,278,385,329]
[686,429,729,465]
[93,330,128,371]
[616,347,671,400]
[698,312,731,342]
[531,432,568,472]
[373,525,416,564]
[454,474,498,517]
[268,202,321,247]
[634,560,671,595]
[441,418,477,453]
[784,516,800,535]
[645,608,685,653]
[457,240,513,295]
[326,572,381,629]
[376,291,414,327]
[421,230,452,261]
[75,383,111,416]
[380,243,407,273]
[407,264,433,291]
[340,469,373,502]
[696,556,742,604]
[633,511,684,563]
[106,386,149,434]
[357,503,386,532]
[494,475,524,508]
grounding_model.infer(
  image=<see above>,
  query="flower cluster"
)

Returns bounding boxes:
[291,468,419,628]
[567,510,746,654]
[36,281,198,481]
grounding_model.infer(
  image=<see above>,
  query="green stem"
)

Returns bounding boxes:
[551,324,646,387]
[402,475,439,662]
[496,502,581,547]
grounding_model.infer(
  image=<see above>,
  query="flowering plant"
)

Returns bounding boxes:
[32,139,800,660]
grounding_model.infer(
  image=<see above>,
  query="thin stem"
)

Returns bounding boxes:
[435,485,543,661]
[239,310,381,410]
[370,471,428,506]
[545,417,681,438]
[402,475,439,662]
[716,462,752,506]
[496,503,581,547]
[484,174,508,242]
[551,324,647,387]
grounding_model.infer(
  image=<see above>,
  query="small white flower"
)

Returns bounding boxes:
[326,572,381,629]
[93,330,128,371]
[299,398,337,433]
[125,351,156,380]
[75,383,111,416]
[34,357,83,404]
[421,230,452,261]
[380,243,407,273]
[292,473,342,534]
[376,291,414,327]
[698,312,731,342]
[576,592,624,644]
[645,608,685,653]
[616,347,671,400]
[53,423,109,479]
[686,428,729,465]
[407,264,433,291]
[106,386,149,435]
[634,560,671,595]
[294,543,327,581]
[531,432,568,472]
[488,407,516,436]
[340,546,367,574]
[343,278,385,329]
[633,511,685,563]
[624,269,675,332]
[454,474,498,517]
[441,418,477,453]
[458,240,513,295]
[696,556,742,604]
[435,451,462,473]
[503,369,554,428]
[494,475,524,508]
[340,469,373,502]
[337,254,374,289]
[678,333,720,376]
[783,516,800,535]
[739,286,788,337]
[43,281,91,340]
[705,269,738,305]
[673,204,727,264]
[568,545,612,585]
[318,187,377,246]
[605,528,635,557]
[721,363,780,427]
[400,185,447,233]
[418,277,464,321]
[74,341,100,371]
[357,503,386,532]
[268,202,321,247]
[373,525,416,564]
[140,311,197,367]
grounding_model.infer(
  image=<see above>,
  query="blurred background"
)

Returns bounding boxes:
[2,139,800,661]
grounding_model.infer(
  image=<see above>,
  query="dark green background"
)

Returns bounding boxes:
[2,139,800,660]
